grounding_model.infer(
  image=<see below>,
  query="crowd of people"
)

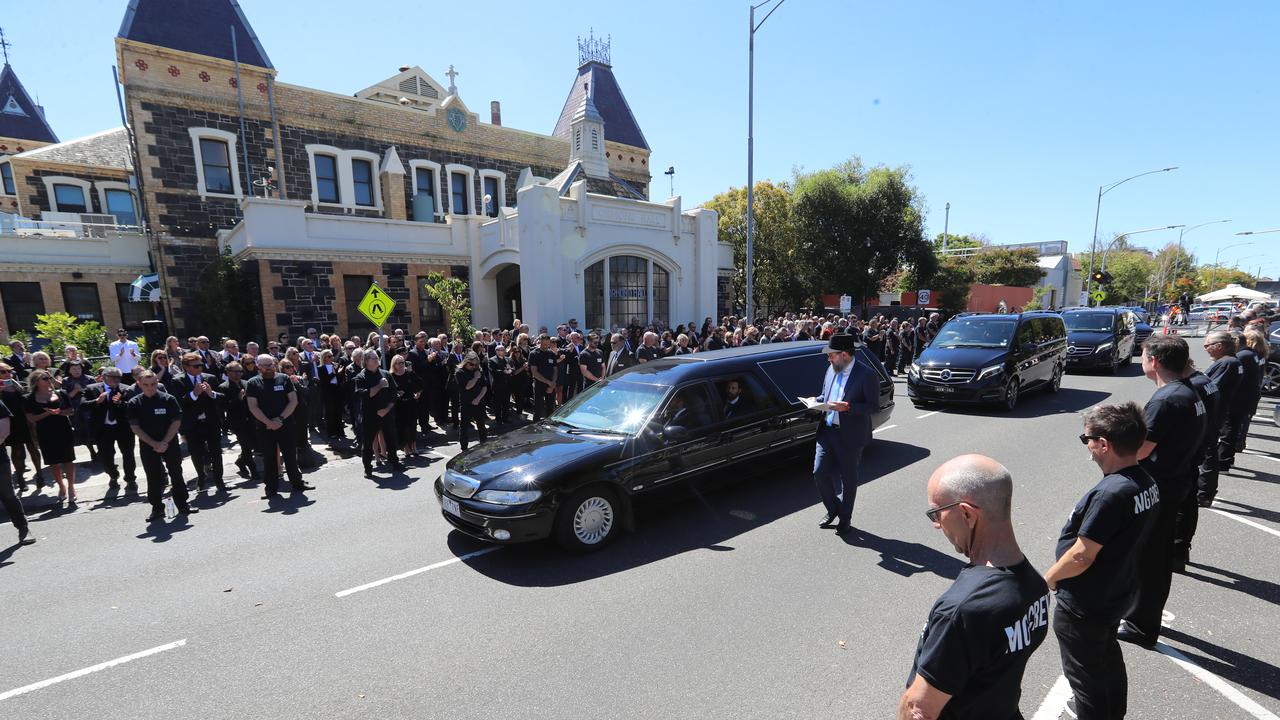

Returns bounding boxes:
[0,310,949,541]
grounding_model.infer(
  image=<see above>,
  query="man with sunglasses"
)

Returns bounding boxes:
[899,455,1048,720]
[1045,403,1158,720]
[174,353,225,493]
[109,328,141,374]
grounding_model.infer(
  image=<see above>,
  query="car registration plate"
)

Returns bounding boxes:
[935,386,954,393]
[441,496,461,517]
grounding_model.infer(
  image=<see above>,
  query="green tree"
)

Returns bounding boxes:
[1022,285,1052,311]
[968,247,1044,286]
[703,180,806,313]
[931,232,986,251]
[791,157,934,313]
[1096,251,1157,304]
[423,271,474,342]
[932,257,975,319]
[34,312,109,360]
[1152,243,1197,302]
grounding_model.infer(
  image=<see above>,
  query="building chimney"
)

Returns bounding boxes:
[490,101,502,126]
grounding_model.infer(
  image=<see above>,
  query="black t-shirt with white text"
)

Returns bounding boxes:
[1055,465,1160,621]
[906,558,1050,720]
[1141,379,1206,488]
[1186,371,1222,444]
[528,348,558,385]
[126,390,182,440]
[244,373,296,423]
[579,348,604,381]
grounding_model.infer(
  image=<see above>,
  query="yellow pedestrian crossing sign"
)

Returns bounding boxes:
[357,282,395,328]
[1091,290,1106,304]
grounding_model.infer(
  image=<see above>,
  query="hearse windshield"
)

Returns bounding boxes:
[1063,313,1115,332]
[549,380,668,434]
[932,317,1018,348]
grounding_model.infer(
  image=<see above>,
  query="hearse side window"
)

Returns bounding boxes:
[659,384,716,430]
[758,352,829,405]
[709,374,777,419]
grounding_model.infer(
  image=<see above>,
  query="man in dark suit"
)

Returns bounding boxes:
[84,367,137,489]
[605,333,636,376]
[813,332,880,534]
[174,352,226,493]
[721,378,754,420]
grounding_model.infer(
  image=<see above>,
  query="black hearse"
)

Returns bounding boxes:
[434,341,894,551]
[906,311,1067,411]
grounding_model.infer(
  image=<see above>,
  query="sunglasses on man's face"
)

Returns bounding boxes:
[1079,434,1104,445]
[925,500,970,523]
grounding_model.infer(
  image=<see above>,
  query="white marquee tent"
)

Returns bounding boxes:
[1196,283,1271,303]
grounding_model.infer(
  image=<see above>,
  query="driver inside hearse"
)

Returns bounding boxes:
[662,387,710,434]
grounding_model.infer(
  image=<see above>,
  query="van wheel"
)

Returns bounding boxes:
[555,486,621,552]
[1047,365,1063,393]
[1001,379,1020,412]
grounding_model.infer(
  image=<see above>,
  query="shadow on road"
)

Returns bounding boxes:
[1212,498,1280,525]
[136,514,194,543]
[451,439,934,586]
[937,387,1112,420]
[1161,626,1280,703]
[840,528,964,579]
[261,492,316,516]
[1184,561,1280,605]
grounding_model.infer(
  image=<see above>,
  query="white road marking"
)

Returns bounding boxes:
[0,639,187,701]
[915,410,942,419]
[1242,449,1279,462]
[335,548,500,598]
[1029,674,1071,720]
[1156,642,1280,720]
[1210,504,1280,539]
[873,424,898,434]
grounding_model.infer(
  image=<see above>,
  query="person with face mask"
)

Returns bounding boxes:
[899,455,1048,720]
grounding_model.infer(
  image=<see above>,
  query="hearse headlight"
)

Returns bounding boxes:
[474,489,543,505]
[1094,342,1113,353]
[976,364,1004,380]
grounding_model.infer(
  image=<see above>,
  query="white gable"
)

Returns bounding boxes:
[354,66,447,112]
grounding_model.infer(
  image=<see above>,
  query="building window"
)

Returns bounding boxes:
[482,176,499,217]
[0,281,45,334]
[717,275,734,319]
[412,164,439,219]
[61,283,103,323]
[351,158,375,207]
[450,171,470,215]
[53,184,89,213]
[199,139,234,194]
[189,127,243,198]
[314,154,340,204]
[0,161,13,195]
[104,188,138,226]
[116,283,153,330]
[609,255,648,327]
[343,275,375,336]
[652,264,669,327]
[584,260,604,330]
[417,277,444,330]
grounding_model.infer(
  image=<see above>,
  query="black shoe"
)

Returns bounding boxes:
[1063,695,1078,719]
[818,512,837,528]
[125,478,138,487]
[835,523,854,535]
[216,483,229,493]
[235,461,251,477]
[177,506,198,515]
[390,461,407,472]
[1116,621,1156,649]
[364,464,374,477]
[195,479,206,492]
[1197,497,1214,508]
[292,483,315,492]
[145,512,164,523]
[18,528,35,546]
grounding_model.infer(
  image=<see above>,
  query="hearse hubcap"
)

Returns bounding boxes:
[573,497,614,545]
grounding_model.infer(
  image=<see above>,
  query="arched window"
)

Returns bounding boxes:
[583,254,671,330]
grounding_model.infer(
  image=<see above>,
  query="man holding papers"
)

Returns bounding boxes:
[810,332,880,534]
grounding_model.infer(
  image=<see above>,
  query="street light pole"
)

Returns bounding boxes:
[1179,219,1232,251]
[943,202,950,252]
[1212,241,1253,291]
[1100,225,1185,272]
[1084,166,1178,306]
[746,0,787,323]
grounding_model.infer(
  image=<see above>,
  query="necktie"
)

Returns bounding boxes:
[826,370,845,426]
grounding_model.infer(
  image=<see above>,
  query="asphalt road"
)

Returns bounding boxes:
[1,341,1276,719]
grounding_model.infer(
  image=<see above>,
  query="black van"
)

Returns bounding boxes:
[1061,308,1136,372]
[906,311,1067,411]
[434,341,894,551]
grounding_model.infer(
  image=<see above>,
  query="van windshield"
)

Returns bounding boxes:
[932,317,1017,348]
[1063,314,1115,332]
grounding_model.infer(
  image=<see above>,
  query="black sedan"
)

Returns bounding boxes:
[434,341,895,551]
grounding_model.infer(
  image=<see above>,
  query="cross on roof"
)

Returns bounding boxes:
[445,64,458,95]
[0,28,11,65]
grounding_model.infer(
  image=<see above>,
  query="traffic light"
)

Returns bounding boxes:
[1091,270,1114,286]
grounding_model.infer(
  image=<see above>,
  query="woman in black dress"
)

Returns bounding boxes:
[150,349,177,388]
[1,362,40,490]
[60,361,92,447]
[507,342,529,417]
[390,354,422,456]
[26,370,76,504]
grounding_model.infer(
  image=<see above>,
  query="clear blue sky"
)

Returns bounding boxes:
[7,1,1279,276]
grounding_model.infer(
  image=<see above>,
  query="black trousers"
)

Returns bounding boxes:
[1124,476,1190,641]
[1218,414,1243,470]
[532,383,556,420]
[306,384,323,430]
[140,442,188,513]
[459,404,488,452]
[0,451,28,535]
[416,386,434,434]
[361,410,398,467]
[96,425,136,482]
[183,423,222,486]
[430,381,449,425]
[255,425,303,494]
[1197,425,1225,502]
[896,348,913,374]
[322,388,345,437]
[1055,606,1127,720]
[228,420,255,472]
[490,381,510,421]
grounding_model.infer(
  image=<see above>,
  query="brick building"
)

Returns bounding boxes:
[2,0,731,342]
